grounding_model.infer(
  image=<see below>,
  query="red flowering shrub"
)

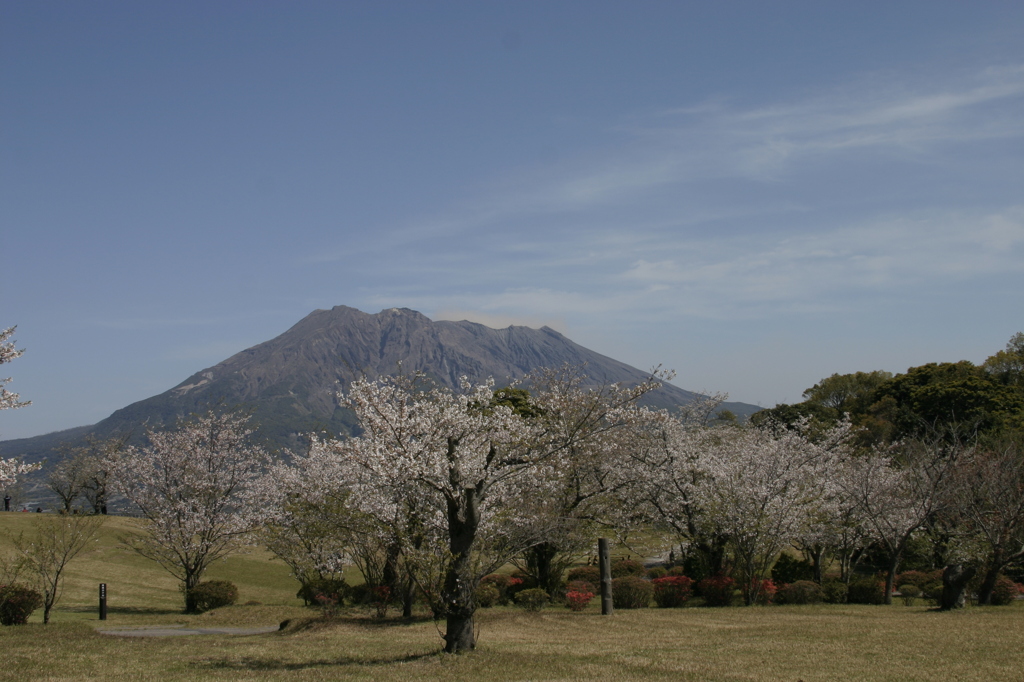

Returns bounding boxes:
[652,575,693,608]
[370,585,391,618]
[989,576,1021,606]
[698,576,736,607]
[752,579,777,605]
[564,587,595,611]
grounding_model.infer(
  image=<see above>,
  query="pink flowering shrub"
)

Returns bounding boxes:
[652,575,693,608]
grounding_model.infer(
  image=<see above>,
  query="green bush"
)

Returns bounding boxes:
[476,583,500,608]
[566,566,601,592]
[847,577,886,605]
[611,559,646,578]
[771,554,814,584]
[775,580,824,605]
[898,584,921,606]
[989,576,1021,606]
[646,566,667,580]
[821,579,848,604]
[612,576,653,609]
[666,565,688,577]
[187,580,239,613]
[515,588,549,612]
[0,584,43,625]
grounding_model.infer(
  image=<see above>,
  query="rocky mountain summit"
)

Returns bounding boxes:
[1,305,759,461]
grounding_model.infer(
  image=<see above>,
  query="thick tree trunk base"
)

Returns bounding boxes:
[444,614,475,653]
[940,564,976,611]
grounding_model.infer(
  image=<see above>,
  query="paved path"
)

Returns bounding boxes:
[98,624,279,637]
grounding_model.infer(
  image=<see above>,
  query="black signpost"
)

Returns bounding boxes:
[99,583,107,621]
[598,538,613,616]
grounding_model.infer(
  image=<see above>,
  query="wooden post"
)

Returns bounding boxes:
[99,583,107,620]
[598,538,613,615]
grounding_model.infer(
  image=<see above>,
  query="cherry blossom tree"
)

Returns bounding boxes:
[838,438,965,606]
[0,326,30,412]
[297,369,663,653]
[1,326,38,489]
[111,412,269,612]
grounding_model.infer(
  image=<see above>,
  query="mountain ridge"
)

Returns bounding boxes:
[1,305,760,464]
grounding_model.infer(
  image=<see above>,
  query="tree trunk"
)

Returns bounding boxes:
[975,549,1004,605]
[442,487,480,654]
[526,542,560,596]
[183,571,202,613]
[883,555,899,606]
[402,575,414,619]
[940,564,976,611]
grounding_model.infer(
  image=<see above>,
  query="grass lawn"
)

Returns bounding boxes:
[3,513,1024,681]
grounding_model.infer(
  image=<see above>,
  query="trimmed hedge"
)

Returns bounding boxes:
[847,577,886,605]
[612,576,653,609]
[187,580,238,613]
[515,588,549,612]
[775,580,823,605]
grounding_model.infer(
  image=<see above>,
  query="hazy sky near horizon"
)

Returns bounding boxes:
[3,1,1023,440]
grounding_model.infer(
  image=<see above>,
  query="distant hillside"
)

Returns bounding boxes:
[1,305,759,466]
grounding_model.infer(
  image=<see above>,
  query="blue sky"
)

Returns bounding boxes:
[2,1,1023,440]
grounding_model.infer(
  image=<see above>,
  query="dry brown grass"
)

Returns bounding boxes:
[3,513,1024,681]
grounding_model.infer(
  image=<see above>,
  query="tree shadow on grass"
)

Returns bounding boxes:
[63,605,183,616]
[191,650,441,672]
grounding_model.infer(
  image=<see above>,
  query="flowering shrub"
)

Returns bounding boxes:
[698,576,735,607]
[515,588,549,612]
[752,579,777,605]
[186,580,238,613]
[564,588,595,612]
[612,576,653,609]
[370,585,391,618]
[894,570,941,591]
[652,575,693,608]
[566,566,600,592]
[775,580,824,605]
[989,576,1021,606]
[314,592,341,619]
[476,583,500,608]
[481,573,514,604]
[0,584,43,625]
[297,578,349,607]
[611,559,646,578]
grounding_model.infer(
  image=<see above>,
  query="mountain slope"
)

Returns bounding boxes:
[2,306,759,461]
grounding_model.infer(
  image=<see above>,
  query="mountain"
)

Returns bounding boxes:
[1,305,760,463]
